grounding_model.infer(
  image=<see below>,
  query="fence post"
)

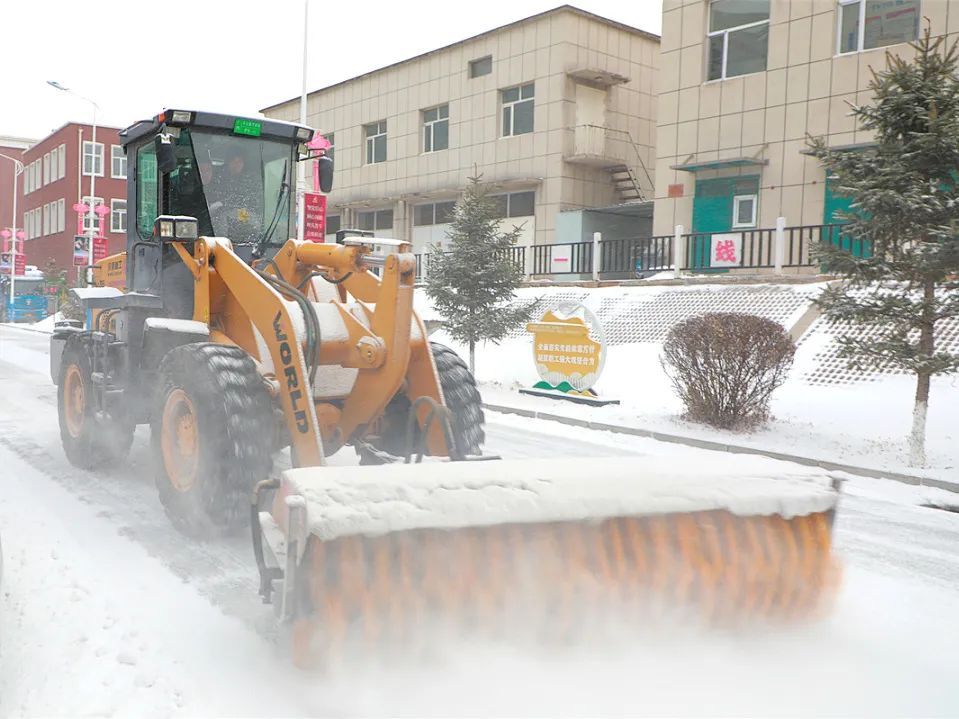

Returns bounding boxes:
[673,224,684,279]
[774,216,785,275]
[592,232,601,281]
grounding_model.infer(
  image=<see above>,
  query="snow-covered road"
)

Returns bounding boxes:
[1,324,958,717]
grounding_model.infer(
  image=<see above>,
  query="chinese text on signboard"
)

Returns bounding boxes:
[303,192,327,242]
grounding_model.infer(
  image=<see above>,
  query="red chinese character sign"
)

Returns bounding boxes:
[710,233,742,268]
[93,237,108,262]
[303,192,327,242]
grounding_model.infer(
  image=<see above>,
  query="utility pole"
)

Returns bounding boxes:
[47,81,100,277]
[296,0,310,241]
[0,152,24,306]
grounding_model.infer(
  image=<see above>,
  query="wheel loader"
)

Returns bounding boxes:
[50,109,841,667]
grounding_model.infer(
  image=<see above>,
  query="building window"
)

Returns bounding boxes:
[42,204,50,236]
[58,144,66,180]
[56,199,65,233]
[423,105,449,153]
[707,0,770,81]
[357,209,393,232]
[838,0,919,54]
[111,199,127,233]
[469,55,492,78]
[413,201,456,226]
[502,83,534,136]
[83,141,104,176]
[732,194,758,228]
[50,149,59,183]
[326,214,341,237]
[111,145,127,179]
[364,121,387,164]
[82,196,103,234]
[43,153,51,185]
[491,191,536,219]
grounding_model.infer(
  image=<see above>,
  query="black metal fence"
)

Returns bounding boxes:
[413,223,856,281]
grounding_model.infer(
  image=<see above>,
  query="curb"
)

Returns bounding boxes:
[483,402,959,494]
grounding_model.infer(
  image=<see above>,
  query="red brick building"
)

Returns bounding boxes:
[0,136,32,236]
[19,122,126,279]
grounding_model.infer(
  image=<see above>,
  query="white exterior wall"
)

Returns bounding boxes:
[263,7,659,249]
[653,0,958,236]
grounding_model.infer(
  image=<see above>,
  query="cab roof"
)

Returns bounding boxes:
[119,109,313,150]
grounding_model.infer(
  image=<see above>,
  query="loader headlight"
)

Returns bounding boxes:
[154,215,199,243]
[175,218,199,240]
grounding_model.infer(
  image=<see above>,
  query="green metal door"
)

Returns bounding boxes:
[691,176,759,268]
[823,175,871,259]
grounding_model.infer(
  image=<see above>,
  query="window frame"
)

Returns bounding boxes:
[364,120,388,165]
[469,55,492,78]
[422,104,449,153]
[501,83,535,137]
[58,144,66,180]
[732,193,758,228]
[56,198,65,233]
[706,0,771,82]
[82,141,104,177]
[111,198,127,233]
[111,144,127,179]
[357,208,394,232]
[49,148,59,183]
[835,0,920,56]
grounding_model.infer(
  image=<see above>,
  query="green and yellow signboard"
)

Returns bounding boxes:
[523,303,616,405]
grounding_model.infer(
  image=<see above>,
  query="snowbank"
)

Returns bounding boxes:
[417,285,959,484]
[284,456,838,540]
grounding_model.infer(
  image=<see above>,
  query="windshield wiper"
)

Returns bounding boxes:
[252,159,289,260]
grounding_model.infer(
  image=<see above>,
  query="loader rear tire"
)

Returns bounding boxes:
[365,342,485,461]
[151,343,273,537]
[58,338,134,470]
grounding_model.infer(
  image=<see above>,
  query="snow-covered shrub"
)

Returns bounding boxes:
[661,313,795,430]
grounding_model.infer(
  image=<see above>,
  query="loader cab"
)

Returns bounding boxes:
[119,110,318,317]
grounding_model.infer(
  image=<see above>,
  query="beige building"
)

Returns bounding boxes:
[653,0,950,246]
[262,5,659,263]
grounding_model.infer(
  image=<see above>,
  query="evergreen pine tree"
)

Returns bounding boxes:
[808,28,959,466]
[426,174,534,372]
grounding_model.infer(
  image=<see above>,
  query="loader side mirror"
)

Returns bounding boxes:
[318,155,333,193]
[154,133,178,175]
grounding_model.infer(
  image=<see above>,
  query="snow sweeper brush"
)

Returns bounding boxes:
[253,455,842,668]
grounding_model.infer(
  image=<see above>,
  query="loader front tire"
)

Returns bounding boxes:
[365,342,485,461]
[429,342,485,457]
[151,343,273,537]
[58,338,134,470]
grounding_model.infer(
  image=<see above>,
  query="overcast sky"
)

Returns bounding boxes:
[0,0,662,141]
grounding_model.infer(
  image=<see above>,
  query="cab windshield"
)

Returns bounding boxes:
[167,128,294,249]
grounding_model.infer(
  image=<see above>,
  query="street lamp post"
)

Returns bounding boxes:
[0,152,24,306]
[47,81,100,276]
[296,0,310,241]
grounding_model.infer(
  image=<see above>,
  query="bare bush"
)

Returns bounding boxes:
[661,313,796,430]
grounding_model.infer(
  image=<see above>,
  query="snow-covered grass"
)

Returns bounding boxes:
[422,285,958,485]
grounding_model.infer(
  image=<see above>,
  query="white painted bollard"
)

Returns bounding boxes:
[592,232,601,281]
[775,216,786,275]
[673,224,684,279]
